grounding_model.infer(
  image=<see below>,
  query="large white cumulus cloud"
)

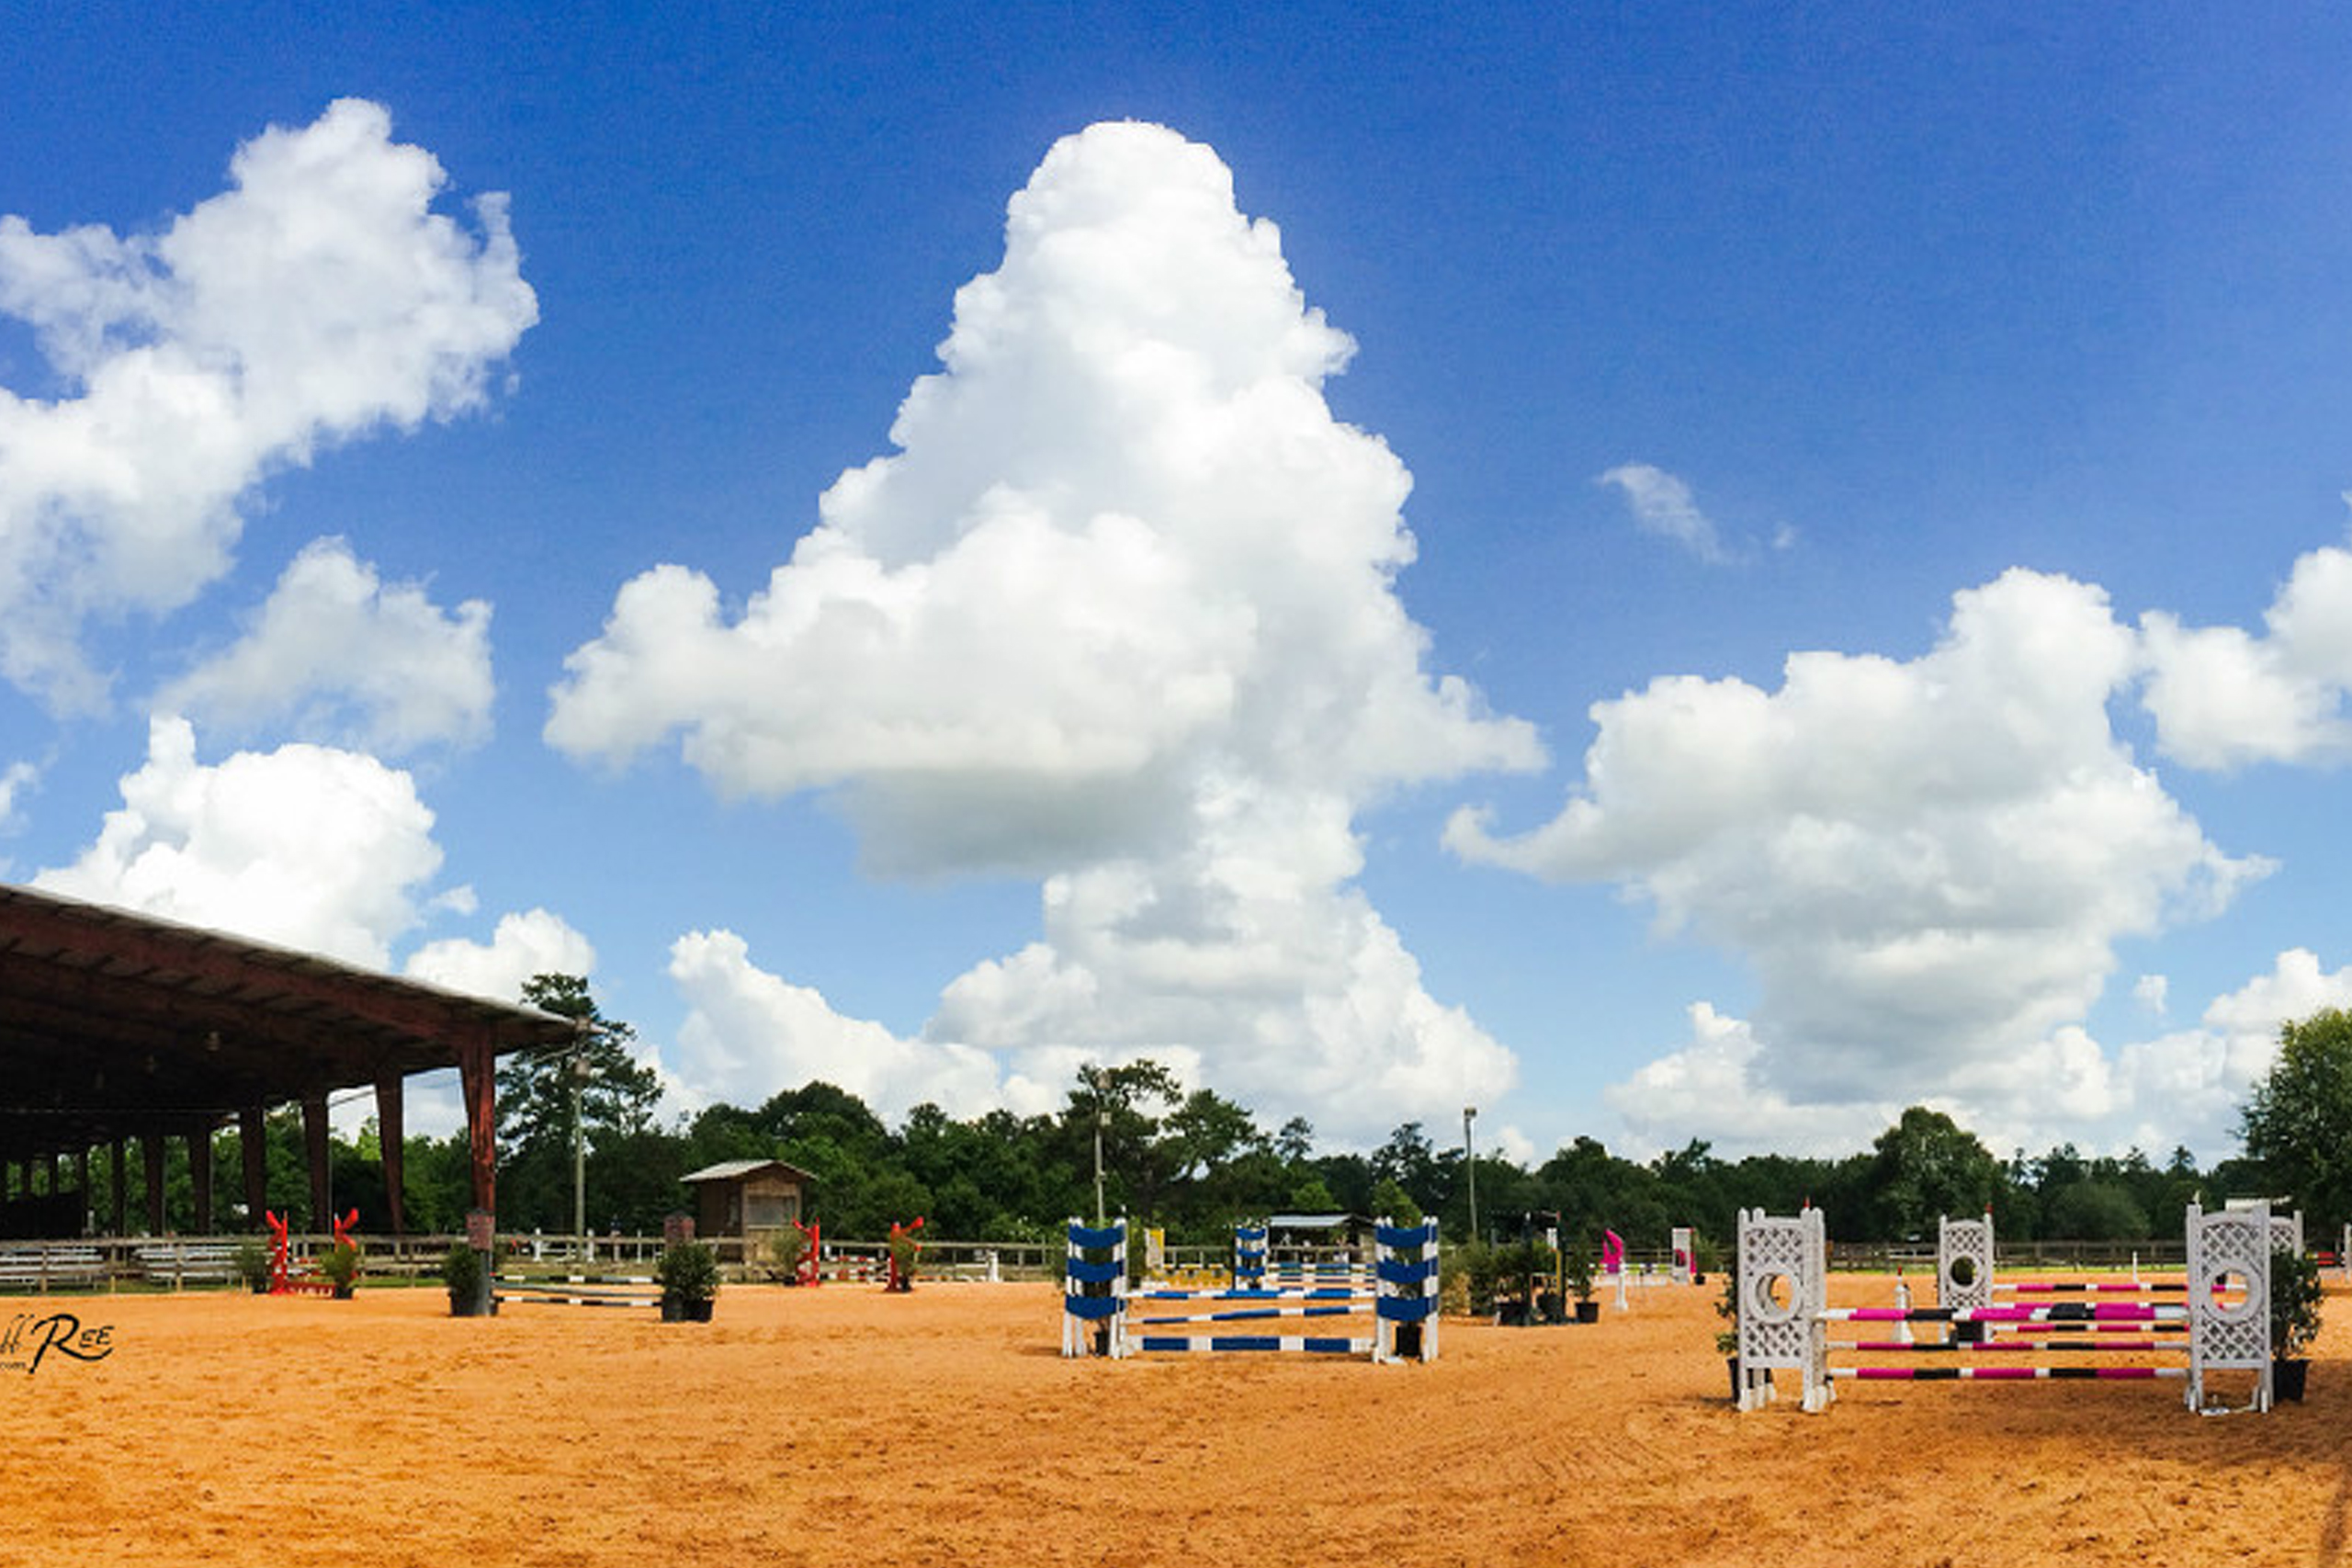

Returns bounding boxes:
[31,715,445,967]
[1453,568,2271,1128]
[0,98,535,707]
[553,122,1539,1136]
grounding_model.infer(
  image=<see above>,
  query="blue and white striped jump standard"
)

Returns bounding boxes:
[1062,1217,1440,1363]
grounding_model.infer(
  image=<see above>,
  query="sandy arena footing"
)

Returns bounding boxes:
[1,1275,2345,1567]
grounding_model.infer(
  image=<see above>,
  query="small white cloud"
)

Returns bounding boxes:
[0,98,534,708]
[1486,1123,1538,1167]
[2134,973,2169,1017]
[404,908,596,1004]
[159,536,493,753]
[31,714,444,967]
[1602,1003,1896,1159]
[0,759,35,829]
[1597,463,1732,564]
[667,929,1009,1120]
[2139,533,2352,771]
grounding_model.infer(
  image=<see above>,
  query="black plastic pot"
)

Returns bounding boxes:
[1727,1356,1741,1403]
[1574,1300,1600,1324]
[2276,1358,2310,1402]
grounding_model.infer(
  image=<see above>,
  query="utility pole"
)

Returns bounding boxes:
[1464,1105,1478,1246]
[571,1048,590,1260]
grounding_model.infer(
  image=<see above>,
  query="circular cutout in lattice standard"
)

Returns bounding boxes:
[2204,1267,2265,1324]
[1945,1255,1978,1291]
[1747,1269,1798,1325]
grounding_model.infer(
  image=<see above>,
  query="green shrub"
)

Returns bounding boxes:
[2272,1246,2324,1359]
[440,1243,483,1299]
[318,1240,362,1291]
[1714,1239,1740,1356]
[656,1241,721,1303]
[1564,1243,1595,1303]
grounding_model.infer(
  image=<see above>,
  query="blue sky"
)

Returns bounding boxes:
[7,4,2352,1165]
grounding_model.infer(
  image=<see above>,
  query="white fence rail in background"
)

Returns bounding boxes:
[0,1231,1062,1292]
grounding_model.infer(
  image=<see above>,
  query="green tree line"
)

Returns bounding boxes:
[31,982,2347,1246]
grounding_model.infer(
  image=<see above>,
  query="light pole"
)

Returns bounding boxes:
[1464,1106,1478,1245]
[571,1048,592,1259]
[1093,1069,1112,1229]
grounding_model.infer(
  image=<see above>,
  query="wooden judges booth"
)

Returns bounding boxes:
[681,1159,813,1260]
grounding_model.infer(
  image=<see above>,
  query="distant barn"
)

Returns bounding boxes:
[681,1158,815,1258]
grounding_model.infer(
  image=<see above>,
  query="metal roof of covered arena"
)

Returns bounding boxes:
[0,880,579,1165]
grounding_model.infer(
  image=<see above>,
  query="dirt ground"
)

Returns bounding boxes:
[1,1272,2346,1567]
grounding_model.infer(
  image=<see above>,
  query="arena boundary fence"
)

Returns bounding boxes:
[1737,1202,2274,1416]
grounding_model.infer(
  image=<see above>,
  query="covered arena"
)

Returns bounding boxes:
[0,881,578,1238]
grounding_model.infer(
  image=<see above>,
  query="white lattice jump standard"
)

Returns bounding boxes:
[1735,1202,2275,1416]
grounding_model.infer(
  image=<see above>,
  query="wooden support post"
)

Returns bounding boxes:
[458,1031,497,1224]
[301,1095,331,1234]
[141,1134,165,1235]
[375,1075,407,1236]
[241,1106,267,1231]
[108,1141,126,1236]
[188,1124,214,1234]
[75,1150,91,1236]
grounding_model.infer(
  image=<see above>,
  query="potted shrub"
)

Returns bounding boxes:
[887,1223,922,1293]
[1530,1241,1565,1324]
[2272,1245,2323,1402]
[657,1240,720,1322]
[442,1243,488,1317]
[1566,1243,1600,1323]
[232,1235,273,1295]
[1491,1239,1533,1326]
[770,1224,809,1285]
[319,1239,362,1299]
[1457,1237,1498,1319]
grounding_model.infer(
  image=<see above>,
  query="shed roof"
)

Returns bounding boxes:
[681,1158,817,1186]
[0,881,580,1163]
